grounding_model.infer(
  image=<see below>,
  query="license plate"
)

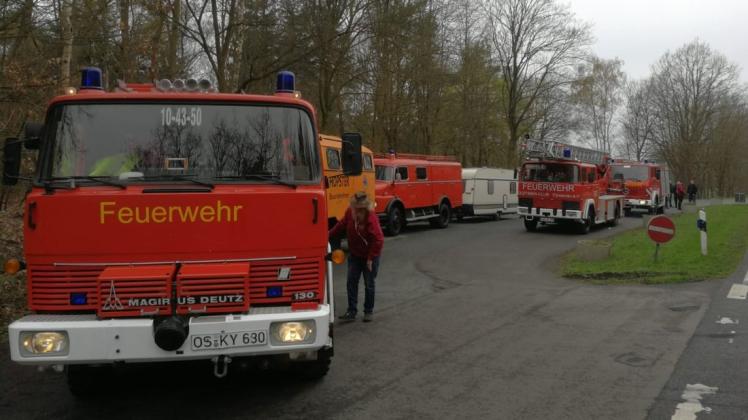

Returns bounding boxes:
[540,217,554,223]
[190,330,267,351]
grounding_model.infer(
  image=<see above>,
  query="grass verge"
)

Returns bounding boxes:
[561,205,748,284]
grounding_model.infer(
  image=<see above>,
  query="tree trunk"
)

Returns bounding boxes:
[167,0,181,78]
[59,0,74,90]
[118,0,131,81]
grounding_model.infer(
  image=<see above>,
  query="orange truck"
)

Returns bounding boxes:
[610,160,670,215]
[320,134,375,228]
[373,152,462,236]
[518,138,625,233]
[1,68,361,394]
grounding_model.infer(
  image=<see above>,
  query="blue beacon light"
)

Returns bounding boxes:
[80,67,103,90]
[276,71,296,93]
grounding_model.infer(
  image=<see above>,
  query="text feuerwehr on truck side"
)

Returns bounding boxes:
[2,68,359,395]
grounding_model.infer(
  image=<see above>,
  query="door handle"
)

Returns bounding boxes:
[28,202,37,230]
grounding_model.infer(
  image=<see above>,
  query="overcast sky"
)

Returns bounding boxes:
[565,0,748,82]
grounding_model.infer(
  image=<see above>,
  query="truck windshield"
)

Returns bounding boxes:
[44,103,319,184]
[522,163,579,183]
[375,165,394,181]
[611,165,649,181]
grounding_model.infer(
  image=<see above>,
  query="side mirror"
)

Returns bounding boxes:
[23,122,43,150]
[3,138,22,186]
[341,132,362,176]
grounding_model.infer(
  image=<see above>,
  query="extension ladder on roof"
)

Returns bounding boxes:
[523,138,607,165]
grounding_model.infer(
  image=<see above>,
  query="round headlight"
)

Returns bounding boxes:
[22,332,68,354]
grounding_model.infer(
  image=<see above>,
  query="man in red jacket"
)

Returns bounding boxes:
[329,191,384,322]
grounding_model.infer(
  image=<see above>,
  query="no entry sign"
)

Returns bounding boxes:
[647,216,676,243]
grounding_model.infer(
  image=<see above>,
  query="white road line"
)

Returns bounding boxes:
[727,284,748,300]
[715,317,738,325]
[671,383,718,420]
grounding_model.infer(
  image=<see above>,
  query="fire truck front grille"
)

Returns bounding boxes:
[176,262,250,315]
[249,258,323,305]
[28,265,103,311]
[97,265,174,318]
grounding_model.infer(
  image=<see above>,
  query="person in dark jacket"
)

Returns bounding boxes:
[329,191,384,323]
[668,183,675,208]
[687,180,698,204]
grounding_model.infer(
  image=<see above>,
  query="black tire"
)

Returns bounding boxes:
[295,349,332,381]
[578,208,594,234]
[67,365,112,397]
[524,218,538,232]
[429,202,451,228]
[385,206,404,236]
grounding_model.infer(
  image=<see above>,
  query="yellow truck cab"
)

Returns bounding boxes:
[320,134,375,228]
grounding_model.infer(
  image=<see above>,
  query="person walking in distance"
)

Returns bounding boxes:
[676,181,685,210]
[329,191,384,323]
[687,180,698,204]
[668,182,675,208]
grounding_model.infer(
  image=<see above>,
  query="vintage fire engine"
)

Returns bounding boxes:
[2,68,360,394]
[374,152,462,236]
[610,160,670,215]
[518,138,625,233]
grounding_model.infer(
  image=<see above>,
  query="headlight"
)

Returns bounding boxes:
[270,321,315,345]
[640,200,647,205]
[20,331,69,356]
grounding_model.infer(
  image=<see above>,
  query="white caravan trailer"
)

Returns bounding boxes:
[461,168,519,219]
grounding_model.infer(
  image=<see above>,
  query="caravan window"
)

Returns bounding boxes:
[487,180,494,195]
[326,148,341,170]
[510,181,517,194]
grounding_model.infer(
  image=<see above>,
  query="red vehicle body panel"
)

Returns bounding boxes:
[374,155,463,213]
[23,91,327,317]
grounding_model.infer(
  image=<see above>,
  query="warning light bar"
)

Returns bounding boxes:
[80,67,103,90]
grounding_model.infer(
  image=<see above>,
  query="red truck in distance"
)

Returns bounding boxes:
[610,160,670,215]
[374,152,462,236]
[2,68,361,395]
[518,138,625,234]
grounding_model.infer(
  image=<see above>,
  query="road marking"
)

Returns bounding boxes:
[727,284,748,300]
[649,225,675,235]
[671,383,718,420]
[715,317,738,325]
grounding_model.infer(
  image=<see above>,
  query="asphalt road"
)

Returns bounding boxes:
[0,213,730,420]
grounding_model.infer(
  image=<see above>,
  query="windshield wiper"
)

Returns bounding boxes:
[215,174,296,188]
[49,176,126,190]
[142,174,214,189]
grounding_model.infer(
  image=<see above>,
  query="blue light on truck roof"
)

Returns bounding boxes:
[276,71,295,92]
[563,148,572,158]
[80,67,103,90]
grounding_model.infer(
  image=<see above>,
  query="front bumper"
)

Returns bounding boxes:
[518,207,582,221]
[625,199,652,212]
[9,305,332,365]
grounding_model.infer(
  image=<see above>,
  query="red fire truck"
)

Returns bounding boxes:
[610,160,670,215]
[374,152,462,236]
[1,68,359,394]
[518,138,625,233]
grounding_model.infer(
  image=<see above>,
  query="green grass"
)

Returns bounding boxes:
[562,205,748,284]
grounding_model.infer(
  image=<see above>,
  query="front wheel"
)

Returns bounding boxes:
[609,204,620,227]
[385,206,404,236]
[429,202,451,228]
[295,349,332,381]
[578,210,594,234]
[524,218,538,232]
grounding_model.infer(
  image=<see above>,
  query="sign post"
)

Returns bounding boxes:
[697,209,707,256]
[647,215,676,261]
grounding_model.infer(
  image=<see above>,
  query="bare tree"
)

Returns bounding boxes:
[485,0,591,165]
[649,39,741,192]
[619,79,655,161]
[59,0,74,89]
[571,56,625,153]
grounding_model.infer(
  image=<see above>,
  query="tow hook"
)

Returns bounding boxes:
[211,355,232,378]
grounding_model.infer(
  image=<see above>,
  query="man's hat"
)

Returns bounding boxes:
[350,191,374,210]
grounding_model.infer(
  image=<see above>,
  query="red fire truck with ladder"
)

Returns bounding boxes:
[1,67,358,395]
[518,138,625,233]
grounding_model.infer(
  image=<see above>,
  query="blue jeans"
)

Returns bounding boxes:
[346,255,379,314]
